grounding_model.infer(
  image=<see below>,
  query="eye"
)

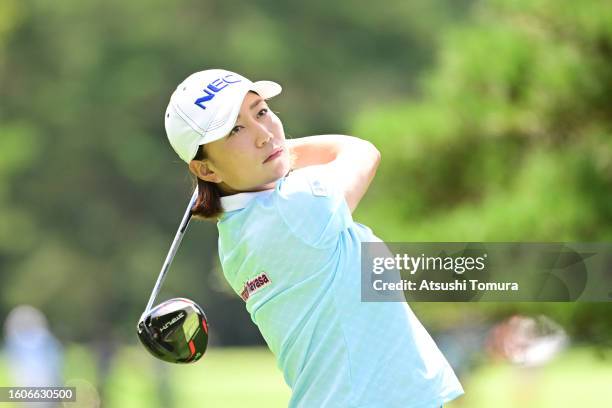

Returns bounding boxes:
[229,125,243,136]
[256,108,269,118]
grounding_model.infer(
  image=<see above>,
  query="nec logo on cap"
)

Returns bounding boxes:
[194,74,241,110]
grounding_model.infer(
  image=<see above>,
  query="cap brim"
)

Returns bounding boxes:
[251,80,282,99]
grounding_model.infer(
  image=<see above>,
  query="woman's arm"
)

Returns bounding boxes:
[286,135,381,213]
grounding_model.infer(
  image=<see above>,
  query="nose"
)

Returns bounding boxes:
[254,123,273,148]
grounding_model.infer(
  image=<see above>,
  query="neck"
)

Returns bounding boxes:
[218,169,293,197]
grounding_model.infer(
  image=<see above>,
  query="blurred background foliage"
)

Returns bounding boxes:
[0,0,476,345]
[0,0,611,393]
[354,0,612,347]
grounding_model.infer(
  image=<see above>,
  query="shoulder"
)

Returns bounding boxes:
[278,166,338,199]
[273,167,352,248]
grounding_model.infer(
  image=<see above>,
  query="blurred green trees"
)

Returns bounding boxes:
[354,0,612,344]
[356,0,612,242]
[0,0,471,344]
[0,0,610,347]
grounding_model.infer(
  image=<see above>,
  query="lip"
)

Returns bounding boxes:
[263,147,284,164]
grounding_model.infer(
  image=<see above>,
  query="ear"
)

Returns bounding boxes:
[189,160,223,183]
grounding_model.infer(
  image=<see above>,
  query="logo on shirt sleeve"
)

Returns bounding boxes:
[240,272,272,302]
[309,177,329,197]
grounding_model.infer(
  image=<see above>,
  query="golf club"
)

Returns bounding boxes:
[136,187,209,363]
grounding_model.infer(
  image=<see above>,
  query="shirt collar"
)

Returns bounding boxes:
[220,189,275,212]
[219,170,292,213]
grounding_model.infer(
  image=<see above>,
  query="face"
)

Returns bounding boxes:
[189,92,290,194]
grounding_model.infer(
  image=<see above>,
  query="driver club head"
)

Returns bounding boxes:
[137,298,209,364]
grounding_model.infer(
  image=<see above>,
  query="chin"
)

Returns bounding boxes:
[271,156,291,177]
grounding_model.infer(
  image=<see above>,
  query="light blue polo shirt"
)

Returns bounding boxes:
[217,167,463,408]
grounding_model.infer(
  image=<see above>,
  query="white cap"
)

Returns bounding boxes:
[164,69,282,163]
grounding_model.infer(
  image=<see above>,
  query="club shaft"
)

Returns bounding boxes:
[144,188,199,315]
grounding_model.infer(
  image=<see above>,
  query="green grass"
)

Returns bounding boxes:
[104,346,291,408]
[0,345,291,408]
[1,345,611,407]
[447,347,612,408]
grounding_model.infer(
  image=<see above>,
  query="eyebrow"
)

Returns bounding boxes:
[250,98,264,109]
[237,98,264,120]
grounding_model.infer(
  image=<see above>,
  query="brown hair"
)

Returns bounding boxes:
[190,145,224,220]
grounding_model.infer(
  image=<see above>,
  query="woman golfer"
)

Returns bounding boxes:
[164,69,463,407]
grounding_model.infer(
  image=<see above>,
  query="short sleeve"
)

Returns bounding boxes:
[275,167,352,249]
